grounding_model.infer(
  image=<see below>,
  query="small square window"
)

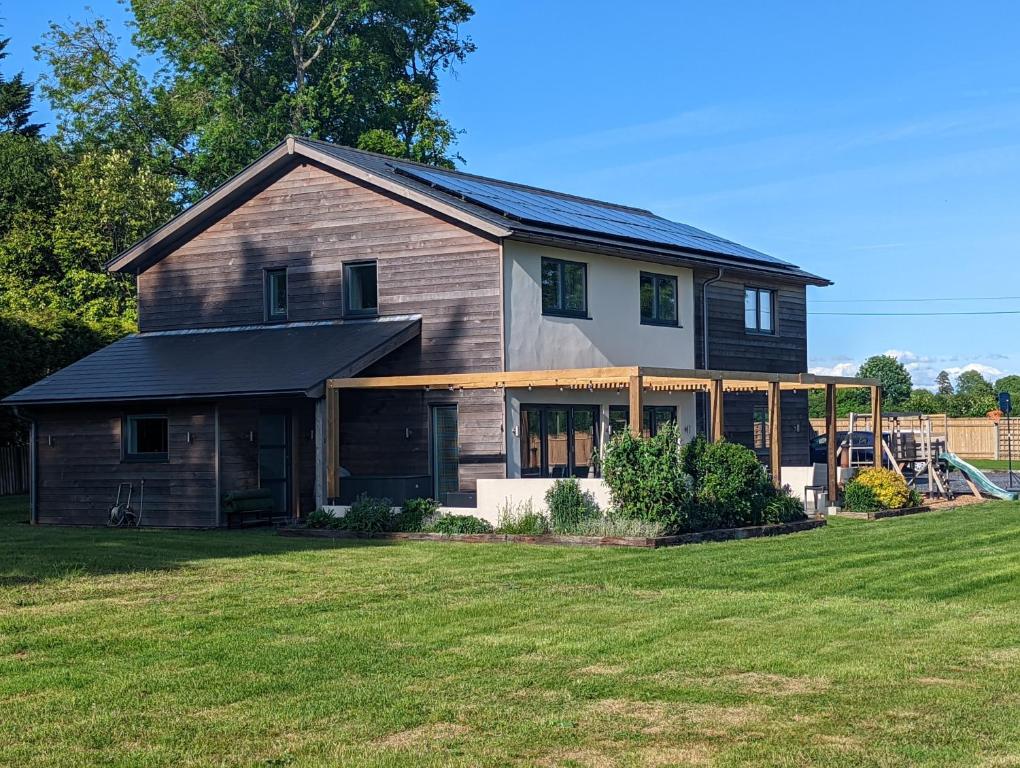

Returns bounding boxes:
[640,272,679,326]
[265,268,288,321]
[541,257,588,318]
[124,415,169,462]
[744,287,776,334]
[345,261,378,316]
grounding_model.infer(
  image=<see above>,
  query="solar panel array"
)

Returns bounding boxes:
[392,165,792,267]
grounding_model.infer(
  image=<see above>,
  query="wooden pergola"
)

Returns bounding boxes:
[325,366,882,505]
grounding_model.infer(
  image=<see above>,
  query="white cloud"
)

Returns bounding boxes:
[810,353,1011,390]
[943,363,1004,379]
[809,362,858,377]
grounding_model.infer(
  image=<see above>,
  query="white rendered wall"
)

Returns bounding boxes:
[502,240,696,371]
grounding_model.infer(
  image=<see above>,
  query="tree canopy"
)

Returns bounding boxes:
[37,0,476,198]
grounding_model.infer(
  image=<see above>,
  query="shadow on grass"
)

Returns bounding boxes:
[0,495,396,585]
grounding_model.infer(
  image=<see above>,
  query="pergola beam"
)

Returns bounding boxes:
[768,380,782,487]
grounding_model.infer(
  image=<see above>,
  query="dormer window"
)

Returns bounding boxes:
[265,268,288,322]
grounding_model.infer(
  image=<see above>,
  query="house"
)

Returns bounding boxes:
[4,136,866,527]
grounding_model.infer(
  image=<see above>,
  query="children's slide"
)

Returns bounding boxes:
[940,451,1020,501]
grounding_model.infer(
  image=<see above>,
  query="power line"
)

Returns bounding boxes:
[812,295,1020,303]
[810,309,1020,316]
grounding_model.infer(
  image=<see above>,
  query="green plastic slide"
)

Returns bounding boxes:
[940,451,1020,501]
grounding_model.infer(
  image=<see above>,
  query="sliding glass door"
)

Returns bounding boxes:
[431,405,459,504]
[519,405,599,478]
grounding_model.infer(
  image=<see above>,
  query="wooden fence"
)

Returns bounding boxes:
[807,415,1020,460]
[0,445,29,496]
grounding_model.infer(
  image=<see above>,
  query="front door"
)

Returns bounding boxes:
[258,411,291,517]
[431,405,459,504]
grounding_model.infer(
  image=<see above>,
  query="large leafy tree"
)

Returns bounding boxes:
[0,35,43,136]
[37,0,475,198]
[935,370,953,396]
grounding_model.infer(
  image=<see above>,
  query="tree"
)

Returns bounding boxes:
[935,370,953,396]
[37,0,476,198]
[858,355,912,408]
[0,35,43,136]
[951,370,997,417]
[995,375,1020,413]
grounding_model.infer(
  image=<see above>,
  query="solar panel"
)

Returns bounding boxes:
[392,165,792,267]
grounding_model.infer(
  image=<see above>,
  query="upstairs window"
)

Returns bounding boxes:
[345,261,378,316]
[744,287,775,334]
[265,268,288,322]
[124,414,169,462]
[541,257,587,318]
[640,272,678,326]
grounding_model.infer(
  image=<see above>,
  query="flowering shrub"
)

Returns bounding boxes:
[846,468,912,510]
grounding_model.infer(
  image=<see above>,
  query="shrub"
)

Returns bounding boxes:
[341,494,393,532]
[843,481,881,513]
[763,488,807,524]
[687,438,775,529]
[306,507,340,529]
[426,514,494,535]
[545,478,600,532]
[496,498,550,535]
[850,467,912,510]
[601,422,691,530]
[394,497,439,532]
[564,514,667,538]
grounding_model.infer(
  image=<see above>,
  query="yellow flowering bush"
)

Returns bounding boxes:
[849,468,912,509]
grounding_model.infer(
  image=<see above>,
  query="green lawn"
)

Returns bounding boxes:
[3,496,1020,767]
[961,458,1020,472]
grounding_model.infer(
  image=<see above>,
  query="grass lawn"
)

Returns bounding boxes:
[4,496,1020,767]
[960,458,1020,472]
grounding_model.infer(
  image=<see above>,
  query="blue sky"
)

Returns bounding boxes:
[4,1,1020,388]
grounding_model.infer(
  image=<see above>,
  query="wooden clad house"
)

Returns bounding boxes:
[4,137,840,527]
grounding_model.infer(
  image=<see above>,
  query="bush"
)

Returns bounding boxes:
[763,488,807,524]
[545,478,600,532]
[564,514,667,538]
[686,437,775,529]
[843,481,881,513]
[601,422,691,530]
[849,467,912,510]
[426,514,494,535]
[394,497,438,532]
[305,507,340,529]
[341,494,393,532]
[496,499,550,535]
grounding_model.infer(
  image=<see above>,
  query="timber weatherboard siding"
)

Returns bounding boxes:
[694,271,811,466]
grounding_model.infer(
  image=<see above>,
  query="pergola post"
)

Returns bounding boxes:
[709,379,725,442]
[326,386,340,502]
[768,381,782,487]
[629,374,643,437]
[871,385,883,469]
[825,383,838,505]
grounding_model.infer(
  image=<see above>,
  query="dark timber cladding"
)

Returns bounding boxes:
[694,270,811,466]
[138,162,506,492]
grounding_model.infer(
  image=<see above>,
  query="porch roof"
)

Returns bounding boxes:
[4,317,420,406]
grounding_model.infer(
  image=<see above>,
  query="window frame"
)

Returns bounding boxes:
[519,404,599,478]
[639,271,680,327]
[608,405,678,438]
[122,413,170,463]
[344,260,379,318]
[264,267,289,322]
[540,257,589,319]
[744,286,777,335]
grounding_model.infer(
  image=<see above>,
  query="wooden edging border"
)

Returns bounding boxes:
[277,518,826,549]
[831,505,931,521]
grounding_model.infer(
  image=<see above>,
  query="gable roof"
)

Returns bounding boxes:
[107,137,830,285]
[2,318,420,406]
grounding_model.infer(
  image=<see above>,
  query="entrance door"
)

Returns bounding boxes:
[258,411,290,517]
[431,405,459,504]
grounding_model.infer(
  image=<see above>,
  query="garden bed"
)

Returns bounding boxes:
[278,518,825,549]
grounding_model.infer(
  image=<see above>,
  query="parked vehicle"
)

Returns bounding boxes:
[810,431,891,466]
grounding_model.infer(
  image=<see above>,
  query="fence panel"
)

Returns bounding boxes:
[0,446,29,496]
[808,416,999,459]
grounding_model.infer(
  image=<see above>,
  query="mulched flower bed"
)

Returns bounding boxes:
[833,493,991,521]
[277,518,826,549]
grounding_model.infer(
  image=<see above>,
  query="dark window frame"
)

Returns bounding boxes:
[344,260,379,318]
[122,413,169,463]
[640,271,680,327]
[540,257,589,319]
[608,405,678,438]
[519,403,600,478]
[264,267,288,322]
[744,286,777,335]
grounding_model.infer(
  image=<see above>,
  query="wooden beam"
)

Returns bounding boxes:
[871,385,883,469]
[825,383,837,505]
[326,388,339,501]
[629,374,643,437]
[768,380,782,487]
[710,379,725,442]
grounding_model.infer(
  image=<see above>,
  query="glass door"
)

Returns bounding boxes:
[431,405,459,504]
[519,405,599,478]
[258,411,290,517]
